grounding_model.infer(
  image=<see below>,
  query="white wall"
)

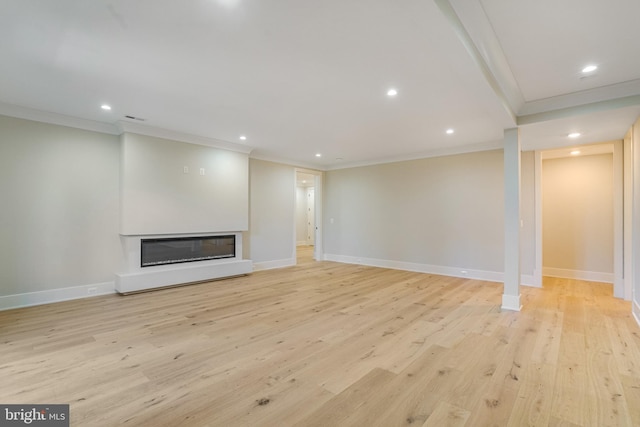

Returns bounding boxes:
[248,159,296,269]
[542,154,613,281]
[0,115,120,298]
[120,132,248,235]
[324,150,505,278]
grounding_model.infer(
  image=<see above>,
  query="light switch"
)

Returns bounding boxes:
[200,168,205,176]
[183,166,189,174]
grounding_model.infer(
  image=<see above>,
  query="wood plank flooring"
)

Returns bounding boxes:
[1,246,639,426]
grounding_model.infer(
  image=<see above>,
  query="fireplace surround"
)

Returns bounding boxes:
[115,232,252,294]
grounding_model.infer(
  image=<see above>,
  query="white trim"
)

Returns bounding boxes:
[324,253,503,282]
[542,267,614,283]
[521,274,539,288]
[296,241,308,247]
[0,102,119,135]
[518,80,640,116]
[434,0,517,123]
[117,121,252,154]
[613,140,624,297]
[624,132,633,301]
[517,95,640,126]
[0,282,115,312]
[633,300,640,328]
[253,258,296,271]
[501,294,522,312]
[326,140,503,171]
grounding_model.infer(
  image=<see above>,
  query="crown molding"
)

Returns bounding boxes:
[517,94,640,126]
[115,121,253,154]
[249,150,327,170]
[518,79,640,118]
[325,139,503,171]
[0,102,120,134]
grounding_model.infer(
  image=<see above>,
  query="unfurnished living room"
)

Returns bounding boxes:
[1,1,640,426]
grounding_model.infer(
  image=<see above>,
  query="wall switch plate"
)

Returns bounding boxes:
[200,168,205,176]
[183,166,189,174]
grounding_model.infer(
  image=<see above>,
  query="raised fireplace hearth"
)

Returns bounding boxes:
[115,232,252,294]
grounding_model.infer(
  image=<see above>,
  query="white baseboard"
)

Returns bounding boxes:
[520,274,539,288]
[0,282,115,312]
[501,294,522,311]
[296,241,307,247]
[324,253,504,283]
[253,258,296,271]
[543,267,614,283]
[633,300,640,329]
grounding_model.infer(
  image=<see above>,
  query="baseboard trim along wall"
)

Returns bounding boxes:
[501,294,522,311]
[543,267,614,283]
[253,258,296,271]
[0,282,115,312]
[296,241,307,247]
[323,253,519,284]
[633,300,640,328]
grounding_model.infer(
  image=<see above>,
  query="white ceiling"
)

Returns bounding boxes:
[1,0,639,169]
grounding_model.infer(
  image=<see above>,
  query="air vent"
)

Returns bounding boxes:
[124,115,145,121]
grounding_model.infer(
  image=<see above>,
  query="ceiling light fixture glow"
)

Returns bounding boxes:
[387,88,398,97]
[570,150,581,155]
[315,153,322,158]
[568,132,581,138]
[239,135,247,140]
[446,129,454,134]
[582,65,597,73]
[101,104,111,111]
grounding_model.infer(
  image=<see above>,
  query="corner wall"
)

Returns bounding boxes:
[0,116,120,307]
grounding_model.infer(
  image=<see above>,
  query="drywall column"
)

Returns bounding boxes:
[503,128,522,311]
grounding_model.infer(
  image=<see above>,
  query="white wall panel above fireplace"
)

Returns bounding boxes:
[120,132,249,235]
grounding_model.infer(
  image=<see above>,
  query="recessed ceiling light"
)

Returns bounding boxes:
[101,104,112,111]
[239,135,247,141]
[302,180,307,184]
[568,132,581,138]
[446,128,454,134]
[315,153,322,158]
[582,65,597,73]
[387,88,398,97]
[570,150,581,155]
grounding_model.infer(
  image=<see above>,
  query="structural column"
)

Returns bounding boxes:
[503,128,522,311]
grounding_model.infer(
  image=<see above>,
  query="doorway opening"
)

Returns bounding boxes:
[295,169,323,264]
[535,141,626,298]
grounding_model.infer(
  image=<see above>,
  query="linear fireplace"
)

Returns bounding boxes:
[141,235,235,267]
[115,232,252,294]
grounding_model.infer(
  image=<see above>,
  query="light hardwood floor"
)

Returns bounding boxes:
[1,246,639,426]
